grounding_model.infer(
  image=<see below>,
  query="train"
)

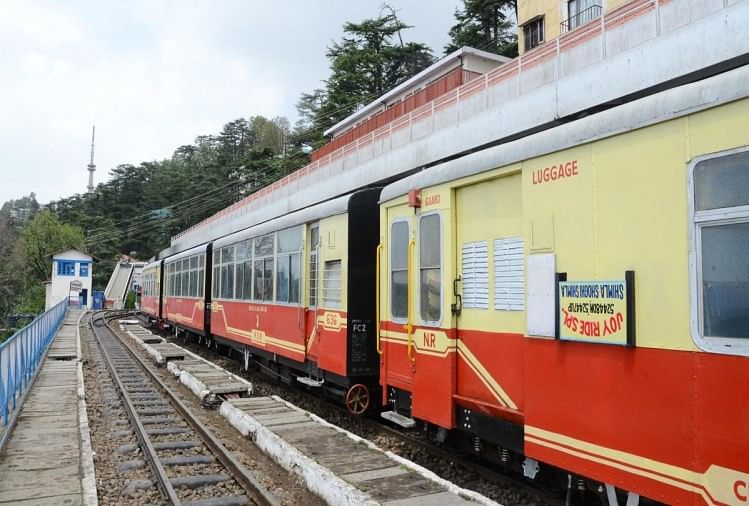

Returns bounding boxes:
[139,7,749,503]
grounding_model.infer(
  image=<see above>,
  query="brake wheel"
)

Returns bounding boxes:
[345,383,370,415]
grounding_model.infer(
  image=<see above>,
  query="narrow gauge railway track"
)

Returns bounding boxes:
[90,311,279,506]
[137,317,566,506]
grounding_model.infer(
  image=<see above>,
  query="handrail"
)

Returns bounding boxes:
[0,298,68,427]
[376,244,383,355]
[561,4,602,33]
[405,239,415,363]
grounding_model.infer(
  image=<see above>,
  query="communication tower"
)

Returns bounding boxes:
[87,126,96,193]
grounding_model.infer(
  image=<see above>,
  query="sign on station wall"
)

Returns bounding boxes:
[557,271,635,346]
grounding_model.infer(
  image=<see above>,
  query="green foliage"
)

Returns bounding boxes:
[0,212,24,317]
[22,210,85,283]
[1,192,40,227]
[445,0,518,58]
[295,10,434,146]
[44,114,300,277]
[13,283,45,315]
[124,291,136,310]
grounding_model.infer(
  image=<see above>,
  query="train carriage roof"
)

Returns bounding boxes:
[143,259,161,271]
[164,243,209,265]
[211,192,355,250]
[380,64,749,203]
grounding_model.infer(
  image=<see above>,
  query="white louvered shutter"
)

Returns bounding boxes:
[494,237,525,311]
[461,241,488,309]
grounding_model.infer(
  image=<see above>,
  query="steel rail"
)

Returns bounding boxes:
[96,311,279,506]
[91,311,180,504]
[156,325,566,506]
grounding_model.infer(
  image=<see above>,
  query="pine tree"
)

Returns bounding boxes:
[445,0,518,58]
[313,12,434,134]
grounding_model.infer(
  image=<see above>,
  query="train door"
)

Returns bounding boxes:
[454,173,525,421]
[409,206,455,428]
[306,223,321,362]
[380,203,416,420]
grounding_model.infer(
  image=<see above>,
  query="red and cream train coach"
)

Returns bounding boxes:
[376,67,749,504]
[208,189,382,413]
[140,259,163,324]
[163,244,210,336]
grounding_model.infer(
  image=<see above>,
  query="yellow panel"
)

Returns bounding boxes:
[380,97,749,353]
[456,172,525,334]
[523,145,595,279]
[592,116,694,351]
[687,98,749,159]
[319,213,348,311]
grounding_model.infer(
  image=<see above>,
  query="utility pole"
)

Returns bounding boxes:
[87,125,96,193]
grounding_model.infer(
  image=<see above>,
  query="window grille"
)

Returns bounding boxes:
[494,237,525,311]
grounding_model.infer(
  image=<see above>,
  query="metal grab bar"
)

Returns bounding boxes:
[405,240,415,363]
[376,244,383,355]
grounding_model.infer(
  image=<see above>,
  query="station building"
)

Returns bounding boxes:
[45,248,98,310]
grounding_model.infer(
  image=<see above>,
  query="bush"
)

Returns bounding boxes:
[125,291,136,310]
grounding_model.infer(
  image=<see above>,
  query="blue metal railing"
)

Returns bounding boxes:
[0,298,68,425]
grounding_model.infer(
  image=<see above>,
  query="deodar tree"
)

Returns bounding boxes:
[297,10,435,146]
[445,0,518,58]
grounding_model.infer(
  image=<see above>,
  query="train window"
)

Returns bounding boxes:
[461,241,489,309]
[253,234,274,301]
[276,258,290,302]
[235,240,252,300]
[277,227,302,304]
[323,260,342,309]
[690,148,749,354]
[494,237,525,311]
[212,255,220,299]
[254,234,274,256]
[419,214,442,323]
[290,252,301,304]
[391,221,409,319]
[309,224,320,307]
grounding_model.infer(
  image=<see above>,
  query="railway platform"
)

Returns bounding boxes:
[123,321,493,505]
[0,309,96,505]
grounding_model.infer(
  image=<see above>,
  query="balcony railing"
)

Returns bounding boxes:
[561,4,603,33]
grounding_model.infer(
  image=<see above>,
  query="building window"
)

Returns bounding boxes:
[323,260,342,309]
[79,263,89,277]
[690,148,749,353]
[523,17,544,52]
[419,214,442,323]
[390,221,409,320]
[564,1,602,32]
[57,260,75,276]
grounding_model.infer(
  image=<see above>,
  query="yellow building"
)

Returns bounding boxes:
[518,0,632,54]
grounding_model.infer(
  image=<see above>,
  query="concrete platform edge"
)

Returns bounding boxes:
[166,360,209,400]
[76,310,98,506]
[271,395,500,506]
[220,401,376,506]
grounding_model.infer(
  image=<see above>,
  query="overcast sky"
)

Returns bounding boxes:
[0,0,461,205]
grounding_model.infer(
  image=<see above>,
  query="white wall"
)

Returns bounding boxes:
[47,249,94,310]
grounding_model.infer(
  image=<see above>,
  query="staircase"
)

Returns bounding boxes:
[104,262,134,309]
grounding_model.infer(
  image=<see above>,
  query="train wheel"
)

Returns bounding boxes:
[345,384,370,415]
